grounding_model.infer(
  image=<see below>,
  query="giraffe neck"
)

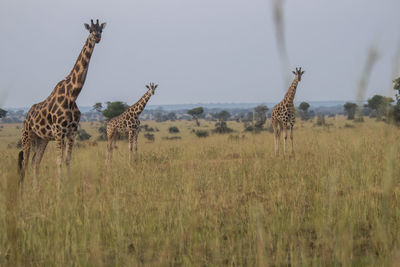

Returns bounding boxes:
[66,36,96,101]
[128,89,153,116]
[283,77,299,104]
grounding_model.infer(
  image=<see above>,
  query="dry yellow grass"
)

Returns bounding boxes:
[0,117,399,265]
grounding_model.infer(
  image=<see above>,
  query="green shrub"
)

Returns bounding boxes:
[144,133,155,142]
[195,130,209,138]
[169,126,180,133]
[77,129,91,141]
[344,123,355,128]
[213,121,233,134]
[97,125,107,141]
[143,124,154,132]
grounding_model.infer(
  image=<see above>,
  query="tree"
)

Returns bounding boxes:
[102,101,129,120]
[343,102,357,120]
[213,110,233,133]
[0,108,7,118]
[298,102,310,120]
[187,107,204,126]
[253,105,268,129]
[216,110,230,121]
[154,112,164,122]
[365,95,394,120]
[166,112,177,121]
[242,112,254,131]
[393,77,400,104]
[392,78,400,123]
[92,102,103,113]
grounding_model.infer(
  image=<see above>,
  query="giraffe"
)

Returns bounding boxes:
[106,83,158,166]
[18,19,106,187]
[271,67,305,156]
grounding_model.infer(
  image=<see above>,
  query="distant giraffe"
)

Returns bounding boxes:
[106,83,158,166]
[18,20,106,187]
[271,67,305,156]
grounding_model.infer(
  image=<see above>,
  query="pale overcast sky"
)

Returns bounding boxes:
[1,0,399,108]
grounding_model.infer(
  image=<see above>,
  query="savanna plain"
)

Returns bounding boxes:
[0,118,399,266]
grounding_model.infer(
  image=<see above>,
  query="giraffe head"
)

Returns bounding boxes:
[145,83,158,95]
[292,67,305,81]
[84,19,106,43]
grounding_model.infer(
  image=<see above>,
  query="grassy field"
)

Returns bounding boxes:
[0,117,399,266]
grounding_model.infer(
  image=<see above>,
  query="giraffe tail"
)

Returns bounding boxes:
[18,150,24,172]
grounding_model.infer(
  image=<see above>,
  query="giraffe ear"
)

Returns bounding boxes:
[154,85,158,89]
[101,22,107,30]
[146,85,150,89]
[84,23,90,30]
[301,71,305,75]
[292,71,296,75]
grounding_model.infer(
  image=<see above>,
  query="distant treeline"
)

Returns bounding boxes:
[1,93,399,124]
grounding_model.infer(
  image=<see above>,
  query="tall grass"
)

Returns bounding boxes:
[0,119,399,265]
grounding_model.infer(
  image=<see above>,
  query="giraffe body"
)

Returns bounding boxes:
[106,83,158,166]
[18,20,106,186]
[271,67,304,156]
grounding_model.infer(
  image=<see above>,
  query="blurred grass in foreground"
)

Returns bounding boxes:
[0,119,399,265]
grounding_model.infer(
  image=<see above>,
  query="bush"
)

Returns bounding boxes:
[195,130,209,138]
[390,105,400,125]
[213,121,233,134]
[344,123,355,128]
[97,125,107,141]
[244,125,255,132]
[77,129,91,141]
[144,133,155,142]
[315,114,326,126]
[169,126,180,133]
[244,124,267,133]
[142,124,154,132]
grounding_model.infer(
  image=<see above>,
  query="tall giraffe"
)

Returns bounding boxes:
[18,20,106,186]
[106,83,158,166]
[271,67,305,156]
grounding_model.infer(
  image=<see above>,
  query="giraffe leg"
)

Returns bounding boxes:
[18,130,32,189]
[133,129,139,161]
[128,131,133,164]
[55,137,65,180]
[32,139,48,188]
[31,139,38,170]
[65,133,76,178]
[282,124,288,156]
[272,119,281,157]
[290,125,294,154]
[106,132,115,168]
